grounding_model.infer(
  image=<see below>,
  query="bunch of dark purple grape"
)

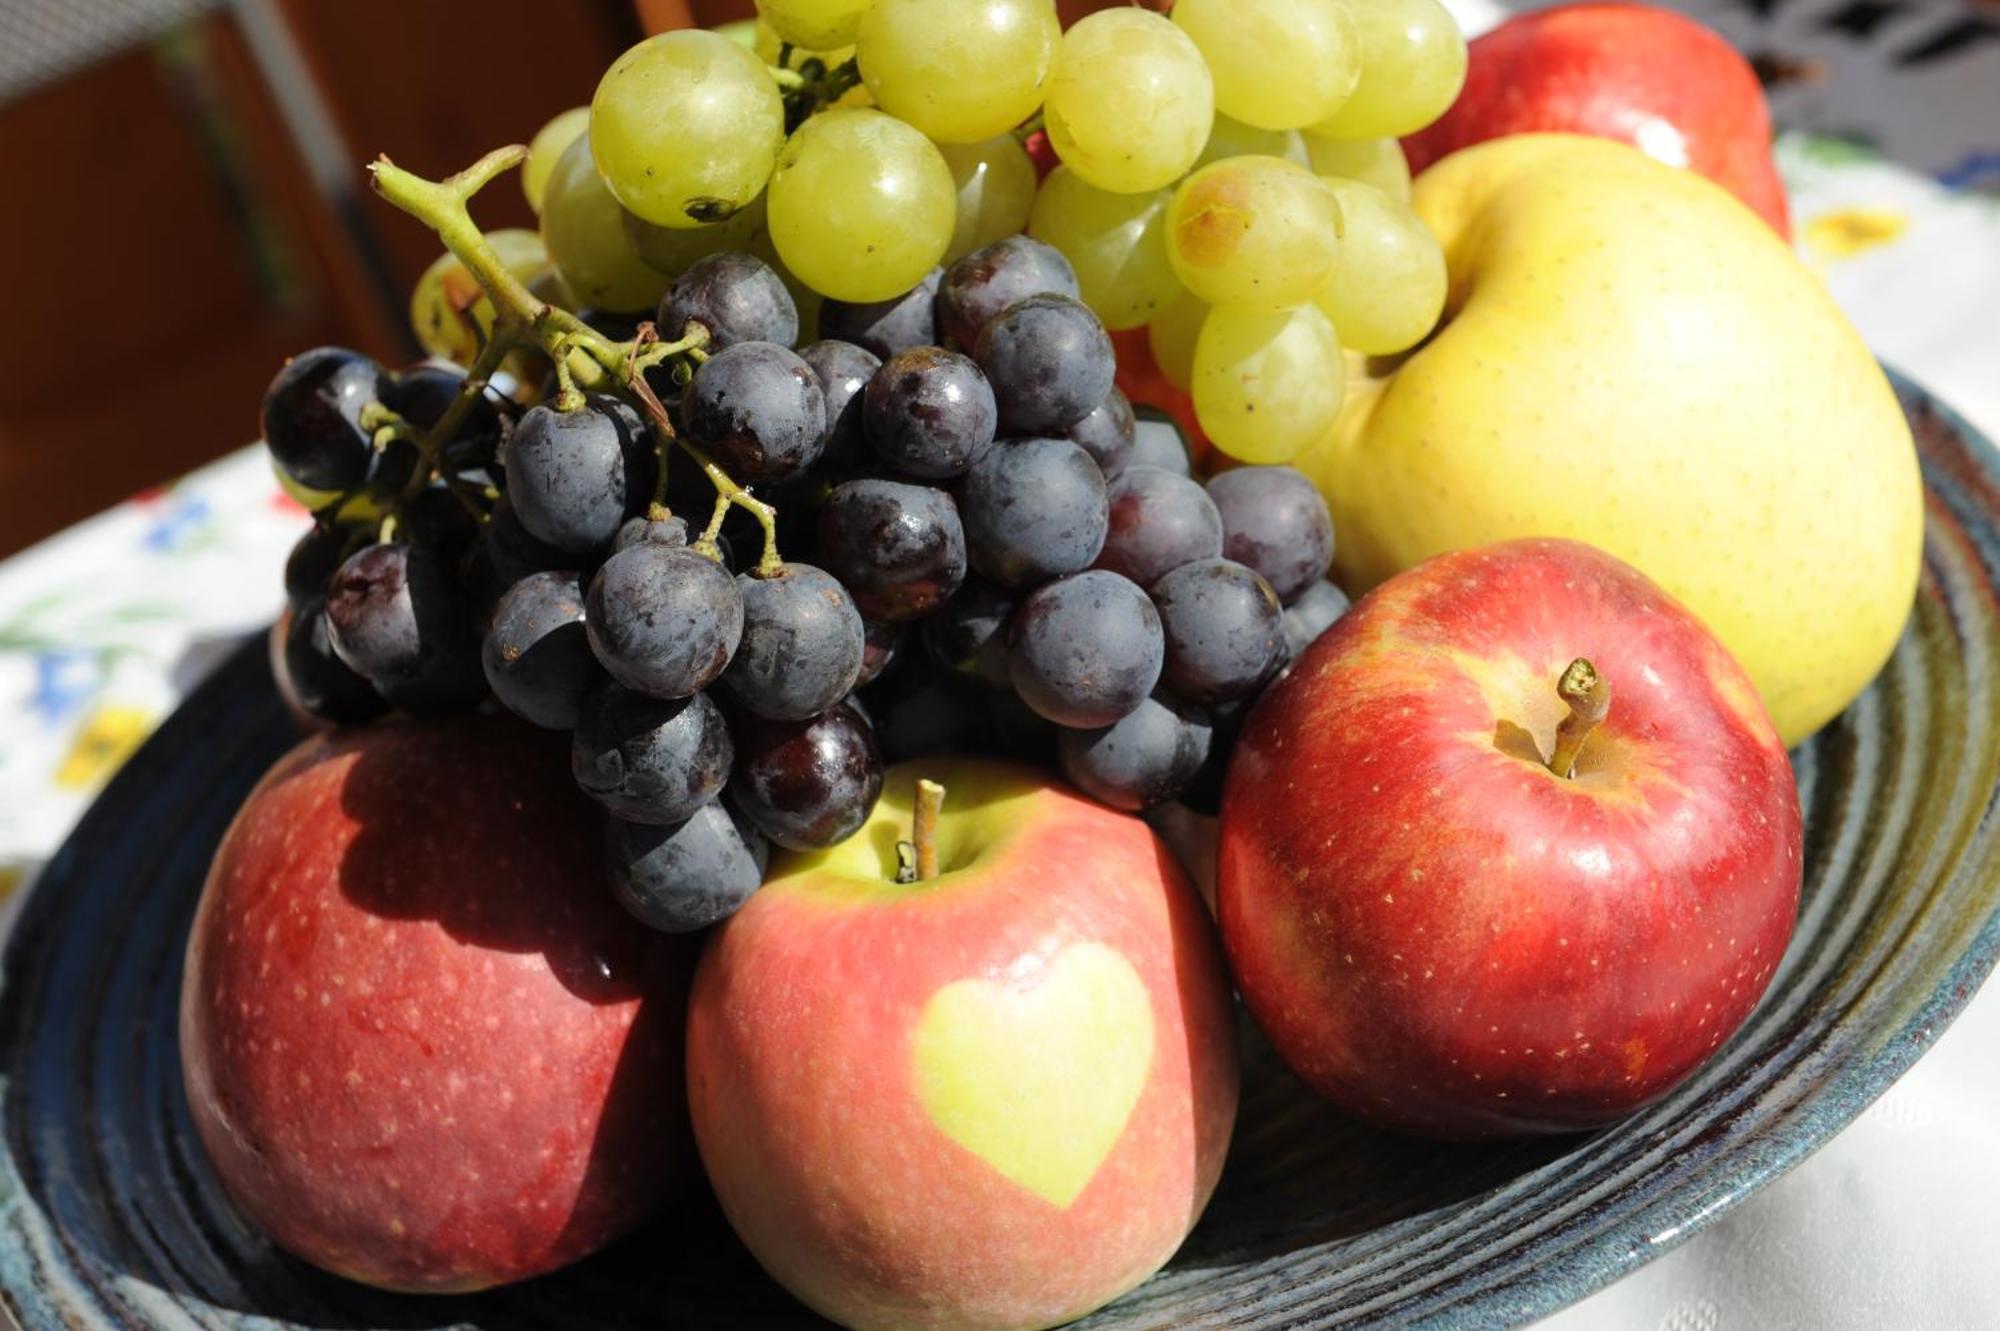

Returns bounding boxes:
[263,234,1349,938]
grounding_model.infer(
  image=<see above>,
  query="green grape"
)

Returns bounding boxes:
[591,30,784,229]
[1309,0,1467,140]
[1044,9,1214,195]
[1193,303,1345,464]
[858,0,1060,144]
[940,135,1038,263]
[1313,179,1447,355]
[623,195,773,278]
[752,17,854,67]
[1304,134,1412,201]
[540,136,673,312]
[768,108,956,303]
[410,230,550,364]
[716,18,760,49]
[1172,0,1360,131]
[521,107,590,214]
[1166,155,1343,310]
[1028,165,1181,331]
[758,0,876,53]
[527,263,576,314]
[1147,291,1209,390]
[1194,113,1309,172]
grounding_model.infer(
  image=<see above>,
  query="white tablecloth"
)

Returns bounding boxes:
[1,4,1997,1322]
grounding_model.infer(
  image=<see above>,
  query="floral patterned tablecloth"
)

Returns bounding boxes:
[1,18,1996,1320]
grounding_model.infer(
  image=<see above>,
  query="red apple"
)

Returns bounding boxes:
[1218,539,1803,1138]
[181,716,693,1292]
[1403,3,1791,237]
[688,759,1239,1331]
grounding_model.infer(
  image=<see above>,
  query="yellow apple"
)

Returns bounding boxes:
[1299,134,1922,745]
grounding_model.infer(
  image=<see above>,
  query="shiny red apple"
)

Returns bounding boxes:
[1218,539,1803,1137]
[688,758,1239,1331]
[1403,3,1791,236]
[181,717,693,1292]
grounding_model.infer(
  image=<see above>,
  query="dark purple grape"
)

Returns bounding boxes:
[1008,570,1163,728]
[284,525,348,607]
[482,570,599,729]
[401,482,481,553]
[262,347,385,492]
[818,480,966,622]
[1066,387,1136,479]
[961,437,1108,588]
[721,564,866,720]
[505,397,654,556]
[685,342,828,483]
[799,339,881,473]
[613,510,691,553]
[983,688,1060,767]
[385,363,509,459]
[866,668,991,763]
[1281,578,1352,660]
[974,294,1116,435]
[586,544,744,699]
[731,702,883,850]
[1094,465,1224,588]
[922,581,1014,689]
[1179,694,1252,816]
[572,684,733,824]
[607,802,767,932]
[1059,694,1212,811]
[279,598,386,725]
[1130,406,1193,476]
[1151,558,1286,705]
[863,347,997,480]
[466,494,579,620]
[856,618,904,688]
[360,438,421,505]
[324,543,478,698]
[937,236,1080,349]
[820,268,941,359]
[658,251,798,350]
[1206,466,1335,604]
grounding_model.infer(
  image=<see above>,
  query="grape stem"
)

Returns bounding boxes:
[782,57,863,129]
[391,327,520,514]
[620,332,782,575]
[369,149,622,383]
[366,147,780,560]
[1548,658,1611,779]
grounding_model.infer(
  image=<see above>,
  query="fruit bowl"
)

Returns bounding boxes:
[1,368,1994,1329]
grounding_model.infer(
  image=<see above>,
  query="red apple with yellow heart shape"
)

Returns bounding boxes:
[1218,538,1803,1138]
[687,758,1239,1331]
[181,717,694,1291]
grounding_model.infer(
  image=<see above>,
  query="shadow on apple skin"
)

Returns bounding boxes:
[331,722,665,1007]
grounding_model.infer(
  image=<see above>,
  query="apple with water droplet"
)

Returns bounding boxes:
[1218,539,1804,1138]
[687,758,1238,1331]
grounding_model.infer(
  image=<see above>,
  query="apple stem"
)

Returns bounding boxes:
[1548,658,1611,779]
[914,778,945,881]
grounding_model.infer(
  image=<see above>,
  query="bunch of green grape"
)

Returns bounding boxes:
[445,0,1464,467]
[1041,0,1465,464]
